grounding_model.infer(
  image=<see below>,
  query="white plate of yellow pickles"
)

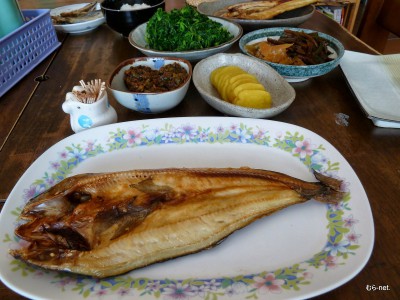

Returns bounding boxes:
[193,53,296,118]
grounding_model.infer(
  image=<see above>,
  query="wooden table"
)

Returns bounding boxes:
[1,1,399,299]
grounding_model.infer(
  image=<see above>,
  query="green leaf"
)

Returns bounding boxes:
[82,289,91,298]
[100,280,113,288]
[347,245,360,250]
[146,6,233,51]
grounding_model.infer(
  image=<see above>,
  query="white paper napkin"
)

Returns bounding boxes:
[340,50,400,128]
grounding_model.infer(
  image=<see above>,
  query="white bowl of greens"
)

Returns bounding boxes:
[128,6,243,62]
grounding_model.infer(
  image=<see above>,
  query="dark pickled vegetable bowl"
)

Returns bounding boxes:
[239,27,344,82]
[107,57,192,114]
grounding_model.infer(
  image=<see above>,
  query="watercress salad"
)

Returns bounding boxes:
[145,6,234,51]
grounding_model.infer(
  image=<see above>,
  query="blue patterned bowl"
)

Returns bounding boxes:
[107,57,192,113]
[239,27,345,82]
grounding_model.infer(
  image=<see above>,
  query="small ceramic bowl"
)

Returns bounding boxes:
[107,57,192,113]
[197,0,315,31]
[239,27,345,82]
[128,16,242,62]
[101,0,165,37]
[50,3,105,34]
[193,53,296,118]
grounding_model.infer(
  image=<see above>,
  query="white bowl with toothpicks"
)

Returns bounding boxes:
[62,79,117,133]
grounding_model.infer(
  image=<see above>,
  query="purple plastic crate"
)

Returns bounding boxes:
[0,9,61,97]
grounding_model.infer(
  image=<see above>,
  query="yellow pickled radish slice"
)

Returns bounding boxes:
[234,90,272,109]
[233,83,265,98]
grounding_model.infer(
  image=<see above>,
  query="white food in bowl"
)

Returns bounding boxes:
[120,3,151,11]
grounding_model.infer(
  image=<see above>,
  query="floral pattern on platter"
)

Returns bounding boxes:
[4,121,361,299]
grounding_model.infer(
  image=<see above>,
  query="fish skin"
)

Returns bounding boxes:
[51,11,103,24]
[51,1,101,24]
[10,167,344,278]
[219,0,318,20]
[60,1,98,18]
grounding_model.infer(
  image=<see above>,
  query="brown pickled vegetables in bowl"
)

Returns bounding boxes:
[123,63,188,93]
[245,29,333,66]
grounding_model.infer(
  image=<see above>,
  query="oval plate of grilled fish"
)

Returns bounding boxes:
[197,0,316,31]
[0,117,374,299]
[50,2,105,35]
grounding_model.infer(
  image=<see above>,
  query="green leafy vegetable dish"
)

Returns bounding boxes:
[146,6,234,51]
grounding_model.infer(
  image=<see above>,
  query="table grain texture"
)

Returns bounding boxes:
[0,1,398,299]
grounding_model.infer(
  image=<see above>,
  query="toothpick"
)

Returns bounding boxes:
[75,79,105,104]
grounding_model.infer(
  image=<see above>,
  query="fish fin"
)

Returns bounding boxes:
[312,170,345,204]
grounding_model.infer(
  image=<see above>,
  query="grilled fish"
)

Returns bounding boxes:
[51,11,103,24]
[10,167,343,278]
[60,1,97,18]
[51,2,101,25]
[218,0,317,20]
